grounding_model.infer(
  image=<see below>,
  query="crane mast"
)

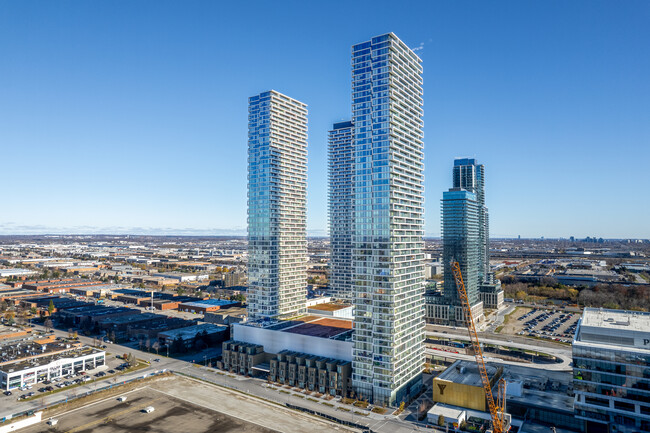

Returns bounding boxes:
[451,261,506,433]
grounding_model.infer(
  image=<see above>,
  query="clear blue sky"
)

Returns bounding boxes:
[1,1,649,238]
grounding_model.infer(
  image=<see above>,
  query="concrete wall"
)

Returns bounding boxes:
[233,324,353,362]
[0,411,42,433]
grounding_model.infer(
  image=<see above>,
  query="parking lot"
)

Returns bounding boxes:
[515,308,580,342]
[2,351,138,403]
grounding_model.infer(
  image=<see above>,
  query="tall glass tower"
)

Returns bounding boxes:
[453,158,490,282]
[328,121,355,302]
[441,188,481,324]
[351,33,425,406]
[247,90,308,319]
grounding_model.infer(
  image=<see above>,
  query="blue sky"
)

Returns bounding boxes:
[1,1,649,238]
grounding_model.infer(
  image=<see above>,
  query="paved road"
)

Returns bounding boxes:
[3,324,440,433]
[425,329,572,371]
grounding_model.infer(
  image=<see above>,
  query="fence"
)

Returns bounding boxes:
[285,402,374,433]
[0,371,166,425]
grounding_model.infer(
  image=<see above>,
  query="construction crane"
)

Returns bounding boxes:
[451,261,507,433]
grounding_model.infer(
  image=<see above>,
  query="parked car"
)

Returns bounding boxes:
[3,391,11,396]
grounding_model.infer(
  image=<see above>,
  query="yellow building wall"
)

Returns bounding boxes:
[433,378,486,412]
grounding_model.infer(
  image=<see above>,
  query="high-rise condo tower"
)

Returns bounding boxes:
[247,90,308,319]
[350,33,425,406]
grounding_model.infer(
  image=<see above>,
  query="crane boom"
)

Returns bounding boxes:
[451,261,506,433]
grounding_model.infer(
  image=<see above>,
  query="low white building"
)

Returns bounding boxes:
[152,272,209,282]
[0,347,105,391]
[0,268,37,278]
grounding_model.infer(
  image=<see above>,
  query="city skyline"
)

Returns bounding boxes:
[2,1,650,238]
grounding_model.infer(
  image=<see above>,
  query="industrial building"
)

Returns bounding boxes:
[177,299,240,314]
[157,323,228,349]
[573,308,650,433]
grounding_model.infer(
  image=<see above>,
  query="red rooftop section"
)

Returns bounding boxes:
[281,316,352,339]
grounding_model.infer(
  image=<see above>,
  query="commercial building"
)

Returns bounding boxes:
[428,359,579,432]
[231,317,353,362]
[0,268,37,278]
[152,272,209,282]
[223,317,354,396]
[177,299,240,314]
[0,339,105,391]
[573,308,650,433]
[204,307,248,326]
[350,33,425,406]
[328,120,355,302]
[247,90,308,319]
[157,323,228,348]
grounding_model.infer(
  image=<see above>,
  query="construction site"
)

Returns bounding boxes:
[423,262,582,433]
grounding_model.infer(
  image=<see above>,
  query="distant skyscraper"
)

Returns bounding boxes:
[453,158,490,282]
[328,121,354,302]
[440,188,482,324]
[351,33,425,406]
[247,90,308,319]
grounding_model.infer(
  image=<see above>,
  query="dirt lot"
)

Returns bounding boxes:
[24,388,277,433]
[21,375,345,433]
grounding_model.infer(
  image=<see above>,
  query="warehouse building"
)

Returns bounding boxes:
[177,299,240,314]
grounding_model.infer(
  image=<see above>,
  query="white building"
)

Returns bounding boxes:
[0,268,37,278]
[247,90,308,319]
[0,346,105,391]
[573,308,650,433]
[152,272,208,282]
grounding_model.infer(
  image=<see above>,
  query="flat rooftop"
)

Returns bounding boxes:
[437,360,499,387]
[158,323,227,340]
[179,299,238,308]
[576,308,650,350]
[307,302,351,312]
[281,317,352,339]
[580,307,650,332]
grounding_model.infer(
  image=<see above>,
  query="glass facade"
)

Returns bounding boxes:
[328,121,355,302]
[247,90,308,319]
[573,309,650,433]
[441,189,481,324]
[453,158,490,283]
[350,33,425,407]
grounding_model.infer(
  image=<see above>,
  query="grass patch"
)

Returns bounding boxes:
[495,325,504,333]
[307,397,318,402]
[279,390,290,394]
[353,400,369,408]
[371,407,387,414]
[321,402,334,407]
[293,394,305,398]
[354,411,368,416]
[338,407,351,412]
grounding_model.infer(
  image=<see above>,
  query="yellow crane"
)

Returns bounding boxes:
[451,261,507,433]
